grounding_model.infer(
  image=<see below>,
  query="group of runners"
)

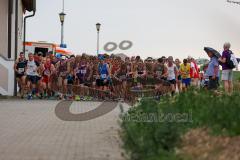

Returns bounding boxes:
[14,52,201,100]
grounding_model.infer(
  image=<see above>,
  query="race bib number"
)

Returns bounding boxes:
[119,75,126,80]
[18,68,24,73]
[80,70,87,74]
[76,70,80,74]
[101,74,107,79]
[44,70,50,76]
[156,71,162,76]
[59,71,67,77]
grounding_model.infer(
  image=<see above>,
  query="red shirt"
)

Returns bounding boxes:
[190,61,199,78]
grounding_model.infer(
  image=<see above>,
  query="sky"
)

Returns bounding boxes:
[27,0,240,60]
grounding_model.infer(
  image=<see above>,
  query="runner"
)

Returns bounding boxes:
[14,52,27,98]
[154,58,168,97]
[25,53,40,100]
[125,57,133,101]
[98,56,111,99]
[136,58,146,87]
[188,56,200,87]
[180,59,191,91]
[175,58,182,92]
[41,57,55,98]
[115,62,128,100]
[167,56,178,96]
[75,58,88,99]
[145,57,154,85]
[56,57,68,99]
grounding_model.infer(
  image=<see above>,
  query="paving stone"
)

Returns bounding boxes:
[0,100,127,160]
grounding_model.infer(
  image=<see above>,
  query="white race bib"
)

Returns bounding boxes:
[44,70,50,76]
[156,71,162,76]
[101,74,107,79]
[81,70,87,74]
[18,68,24,73]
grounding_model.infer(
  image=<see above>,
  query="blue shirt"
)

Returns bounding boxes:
[98,63,109,79]
[206,57,219,77]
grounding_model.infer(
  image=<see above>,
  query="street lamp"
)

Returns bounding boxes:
[96,23,101,55]
[227,0,240,5]
[59,12,66,46]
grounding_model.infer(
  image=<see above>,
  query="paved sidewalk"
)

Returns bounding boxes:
[0,100,128,160]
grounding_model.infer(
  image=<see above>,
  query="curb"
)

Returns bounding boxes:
[0,96,21,100]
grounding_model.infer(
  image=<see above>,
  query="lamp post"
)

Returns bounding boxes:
[227,0,240,5]
[96,23,101,55]
[59,12,66,46]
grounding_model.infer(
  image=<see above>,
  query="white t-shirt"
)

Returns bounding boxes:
[26,60,38,76]
[167,64,177,80]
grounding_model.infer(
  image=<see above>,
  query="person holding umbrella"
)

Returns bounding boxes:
[204,47,220,90]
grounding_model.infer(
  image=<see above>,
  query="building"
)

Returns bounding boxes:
[0,0,35,95]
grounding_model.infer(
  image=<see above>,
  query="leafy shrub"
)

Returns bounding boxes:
[121,89,240,160]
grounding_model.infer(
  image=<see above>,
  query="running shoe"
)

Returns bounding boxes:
[32,95,37,99]
[27,94,32,100]
[80,96,85,101]
[43,93,48,99]
[75,95,80,101]
[87,96,93,101]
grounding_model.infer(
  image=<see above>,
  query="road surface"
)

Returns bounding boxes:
[0,100,129,160]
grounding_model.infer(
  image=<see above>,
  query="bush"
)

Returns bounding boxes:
[121,89,240,160]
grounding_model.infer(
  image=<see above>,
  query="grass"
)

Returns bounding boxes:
[233,71,240,81]
[121,88,240,160]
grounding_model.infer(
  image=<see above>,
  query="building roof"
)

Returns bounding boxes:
[22,0,35,12]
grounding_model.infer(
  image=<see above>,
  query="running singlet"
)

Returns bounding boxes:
[146,63,153,75]
[167,64,177,81]
[76,65,87,78]
[26,60,39,76]
[137,64,144,75]
[58,61,68,77]
[155,64,165,78]
[126,62,132,78]
[190,62,199,78]
[99,63,109,80]
[43,64,51,76]
[16,59,27,75]
[118,64,127,80]
[180,63,190,79]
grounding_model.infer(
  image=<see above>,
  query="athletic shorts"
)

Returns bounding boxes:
[16,73,25,79]
[155,77,167,84]
[222,69,233,81]
[67,76,75,85]
[42,76,50,84]
[168,79,176,85]
[146,75,155,84]
[67,79,74,85]
[177,75,182,81]
[182,78,191,86]
[78,78,86,85]
[136,76,146,84]
[96,79,101,87]
[98,79,109,86]
[27,75,39,84]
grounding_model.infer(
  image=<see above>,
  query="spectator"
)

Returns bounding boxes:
[219,42,233,93]
[206,51,219,90]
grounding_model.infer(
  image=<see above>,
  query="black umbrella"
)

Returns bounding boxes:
[204,47,221,58]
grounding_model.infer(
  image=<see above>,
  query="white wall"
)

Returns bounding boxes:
[0,0,24,95]
[0,0,8,57]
